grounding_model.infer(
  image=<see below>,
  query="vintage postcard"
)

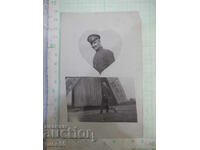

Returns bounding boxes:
[44,0,155,149]
[59,12,143,138]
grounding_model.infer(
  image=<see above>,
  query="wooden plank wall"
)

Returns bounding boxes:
[73,78,102,107]
[65,77,80,96]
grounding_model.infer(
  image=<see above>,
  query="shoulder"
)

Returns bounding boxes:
[103,49,114,55]
[103,49,114,60]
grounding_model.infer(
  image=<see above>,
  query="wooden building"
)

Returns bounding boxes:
[65,77,127,107]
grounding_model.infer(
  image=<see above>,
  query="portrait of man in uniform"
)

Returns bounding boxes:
[87,34,115,74]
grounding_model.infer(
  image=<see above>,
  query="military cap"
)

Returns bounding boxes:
[87,34,100,44]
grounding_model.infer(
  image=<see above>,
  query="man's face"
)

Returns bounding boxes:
[91,39,101,51]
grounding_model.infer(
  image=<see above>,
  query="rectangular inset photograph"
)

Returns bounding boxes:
[66,77,138,122]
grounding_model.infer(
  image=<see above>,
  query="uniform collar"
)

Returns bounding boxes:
[96,47,103,52]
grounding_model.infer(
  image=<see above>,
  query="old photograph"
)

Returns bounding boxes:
[87,34,115,74]
[66,77,137,122]
[59,12,143,138]
[79,29,122,75]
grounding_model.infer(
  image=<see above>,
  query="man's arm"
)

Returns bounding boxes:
[106,50,115,65]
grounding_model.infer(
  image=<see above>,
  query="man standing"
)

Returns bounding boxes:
[100,81,110,114]
[100,79,118,114]
[87,34,115,74]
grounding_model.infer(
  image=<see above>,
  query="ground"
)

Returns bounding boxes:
[68,104,137,122]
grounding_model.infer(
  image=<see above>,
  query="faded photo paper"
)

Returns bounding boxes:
[66,77,137,122]
[59,12,143,138]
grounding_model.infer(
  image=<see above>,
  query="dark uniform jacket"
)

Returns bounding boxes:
[101,84,111,105]
[93,47,115,74]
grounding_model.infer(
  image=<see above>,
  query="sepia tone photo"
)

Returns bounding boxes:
[87,34,115,74]
[66,77,137,122]
[60,12,143,138]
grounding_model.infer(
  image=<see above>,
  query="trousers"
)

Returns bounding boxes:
[100,97,109,113]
